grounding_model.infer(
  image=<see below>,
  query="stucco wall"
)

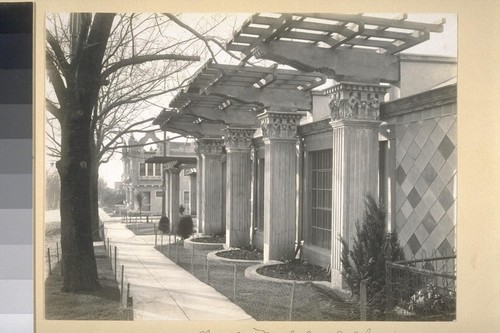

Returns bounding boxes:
[389,54,457,100]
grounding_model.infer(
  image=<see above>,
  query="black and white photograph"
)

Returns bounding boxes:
[43,10,461,325]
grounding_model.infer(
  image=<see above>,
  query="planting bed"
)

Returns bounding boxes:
[190,235,226,243]
[215,248,263,261]
[257,259,330,282]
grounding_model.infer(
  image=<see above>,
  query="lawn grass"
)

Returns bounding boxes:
[45,245,129,320]
[157,243,360,321]
[125,222,159,235]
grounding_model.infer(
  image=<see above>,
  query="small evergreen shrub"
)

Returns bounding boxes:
[158,216,169,233]
[340,194,404,318]
[177,215,194,239]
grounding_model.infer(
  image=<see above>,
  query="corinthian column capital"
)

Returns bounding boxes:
[257,111,304,141]
[194,138,225,156]
[222,127,255,152]
[328,82,389,122]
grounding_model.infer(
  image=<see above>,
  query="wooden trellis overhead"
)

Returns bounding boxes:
[226,13,446,83]
[153,109,227,138]
[171,60,325,112]
[155,60,326,137]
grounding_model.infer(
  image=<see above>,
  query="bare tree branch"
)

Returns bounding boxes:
[46,29,71,75]
[46,98,62,120]
[46,51,67,108]
[100,54,200,81]
[163,13,244,63]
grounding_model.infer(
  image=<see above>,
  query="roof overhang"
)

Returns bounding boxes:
[144,156,198,169]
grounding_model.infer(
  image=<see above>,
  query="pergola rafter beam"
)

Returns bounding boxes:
[226,13,445,81]
[206,85,313,111]
[253,40,400,83]
[159,118,226,138]
[184,106,259,127]
[293,13,444,33]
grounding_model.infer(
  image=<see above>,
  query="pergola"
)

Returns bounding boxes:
[227,13,445,83]
[154,60,326,138]
[153,13,446,288]
[154,59,327,247]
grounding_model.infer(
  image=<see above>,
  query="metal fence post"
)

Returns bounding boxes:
[109,241,112,267]
[385,262,393,318]
[191,245,195,274]
[126,283,130,308]
[120,265,125,301]
[127,297,134,320]
[360,279,368,321]
[47,248,52,275]
[233,265,237,301]
[206,257,210,284]
[56,243,60,263]
[176,243,180,264]
[289,282,296,321]
[114,246,117,280]
[154,226,158,247]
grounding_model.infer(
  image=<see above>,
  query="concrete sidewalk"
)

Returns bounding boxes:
[103,219,254,321]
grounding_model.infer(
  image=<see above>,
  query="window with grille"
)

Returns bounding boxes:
[139,162,162,177]
[310,149,332,249]
[155,163,162,176]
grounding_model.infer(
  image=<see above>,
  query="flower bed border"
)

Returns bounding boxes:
[245,262,332,287]
[183,237,225,250]
[207,250,264,264]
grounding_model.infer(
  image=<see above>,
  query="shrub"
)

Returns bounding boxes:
[340,194,404,318]
[179,205,185,215]
[158,216,169,233]
[407,283,456,317]
[177,215,194,239]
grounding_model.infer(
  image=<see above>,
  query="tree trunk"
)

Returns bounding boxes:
[57,112,99,292]
[89,138,102,241]
[54,13,116,292]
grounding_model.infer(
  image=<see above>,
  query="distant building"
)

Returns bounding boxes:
[121,132,196,219]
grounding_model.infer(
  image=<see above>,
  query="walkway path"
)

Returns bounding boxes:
[103,217,254,321]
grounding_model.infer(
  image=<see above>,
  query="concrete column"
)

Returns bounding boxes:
[165,169,170,218]
[196,138,224,235]
[130,188,136,210]
[168,168,180,234]
[258,111,303,262]
[195,152,203,233]
[328,82,388,288]
[189,173,197,216]
[161,166,167,217]
[222,127,255,248]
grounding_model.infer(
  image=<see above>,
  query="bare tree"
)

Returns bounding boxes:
[45,13,203,291]
[46,167,60,210]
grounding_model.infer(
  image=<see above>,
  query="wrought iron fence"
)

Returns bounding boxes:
[385,251,456,321]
